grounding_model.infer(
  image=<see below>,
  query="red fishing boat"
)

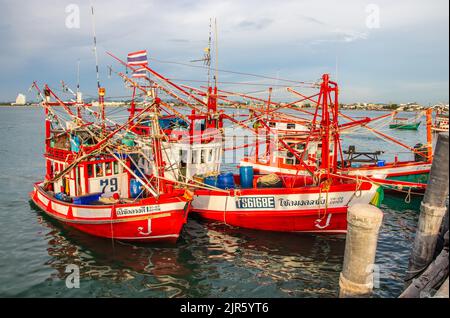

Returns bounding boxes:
[239,94,433,193]
[191,74,382,233]
[432,109,449,132]
[29,84,191,243]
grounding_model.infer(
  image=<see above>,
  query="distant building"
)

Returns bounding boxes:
[11,93,26,106]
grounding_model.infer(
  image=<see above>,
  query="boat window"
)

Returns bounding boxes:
[200,149,207,163]
[216,148,221,162]
[192,150,198,164]
[269,122,276,128]
[285,158,294,165]
[87,164,94,178]
[96,163,104,178]
[287,123,296,130]
[105,162,112,176]
[208,149,213,162]
[113,162,119,175]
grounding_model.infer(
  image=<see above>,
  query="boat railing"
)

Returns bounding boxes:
[46,147,75,161]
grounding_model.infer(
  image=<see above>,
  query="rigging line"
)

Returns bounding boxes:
[147,57,316,85]
[165,78,308,88]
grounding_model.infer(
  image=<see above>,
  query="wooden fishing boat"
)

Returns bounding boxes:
[432,112,449,132]
[191,74,383,233]
[31,182,189,243]
[29,85,191,243]
[389,117,421,130]
[239,105,433,193]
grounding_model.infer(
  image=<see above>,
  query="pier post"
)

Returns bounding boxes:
[406,133,449,284]
[339,204,384,298]
[400,232,449,298]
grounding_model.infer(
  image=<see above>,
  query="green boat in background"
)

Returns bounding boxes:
[389,117,421,130]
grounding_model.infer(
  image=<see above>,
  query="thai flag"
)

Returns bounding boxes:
[132,67,147,78]
[127,50,148,66]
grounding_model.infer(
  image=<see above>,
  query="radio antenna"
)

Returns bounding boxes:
[90,5,101,89]
[76,59,81,93]
[90,4,105,130]
[214,18,219,88]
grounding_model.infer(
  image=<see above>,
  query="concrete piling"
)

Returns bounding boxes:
[400,232,449,298]
[339,204,384,298]
[406,133,449,284]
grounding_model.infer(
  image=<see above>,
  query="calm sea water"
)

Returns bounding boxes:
[0,107,429,298]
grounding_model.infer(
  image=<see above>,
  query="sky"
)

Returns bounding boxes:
[0,0,448,104]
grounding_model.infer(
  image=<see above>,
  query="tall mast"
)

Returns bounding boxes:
[332,80,339,173]
[151,99,165,194]
[207,18,212,88]
[426,107,433,162]
[76,59,82,117]
[320,74,331,175]
[265,87,272,158]
[76,59,81,94]
[214,18,219,89]
[90,5,105,131]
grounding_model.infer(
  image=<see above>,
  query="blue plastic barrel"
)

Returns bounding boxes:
[204,176,217,187]
[73,193,101,205]
[217,172,235,189]
[240,166,254,189]
[130,179,143,198]
[377,160,386,167]
[55,192,66,201]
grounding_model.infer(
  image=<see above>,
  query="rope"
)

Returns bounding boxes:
[405,188,412,204]
[355,174,362,198]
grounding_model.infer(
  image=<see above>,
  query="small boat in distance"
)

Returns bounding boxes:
[432,112,449,132]
[389,116,421,130]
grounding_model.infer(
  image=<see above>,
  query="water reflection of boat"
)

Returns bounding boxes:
[188,217,344,297]
[30,200,193,279]
[194,216,345,257]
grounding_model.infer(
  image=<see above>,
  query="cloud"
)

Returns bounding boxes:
[0,0,448,104]
[237,18,274,30]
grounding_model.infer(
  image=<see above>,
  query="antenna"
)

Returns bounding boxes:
[76,59,80,93]
[90,4,105,130]
[189,19,212,87]
[207,18,212,88]
[90,5,101,89]
[214,18,219,88]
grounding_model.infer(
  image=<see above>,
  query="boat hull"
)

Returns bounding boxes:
[192,182,379,233]
[432,127,449,132]
[30,183,190,243]
[389,123,421,130]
